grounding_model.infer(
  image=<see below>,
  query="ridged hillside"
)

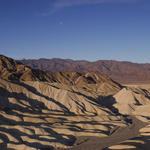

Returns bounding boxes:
[0,55,122,89]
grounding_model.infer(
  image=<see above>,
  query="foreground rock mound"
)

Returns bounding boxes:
[113,87,150,116]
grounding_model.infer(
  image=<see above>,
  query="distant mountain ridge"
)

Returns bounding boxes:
[19,58,150,84]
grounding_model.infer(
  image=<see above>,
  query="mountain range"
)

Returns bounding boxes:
[19,58,150,84]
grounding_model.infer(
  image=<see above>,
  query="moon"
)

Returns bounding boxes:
[59,21,63,25]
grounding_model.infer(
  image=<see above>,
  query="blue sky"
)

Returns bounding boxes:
[0,0,150,62]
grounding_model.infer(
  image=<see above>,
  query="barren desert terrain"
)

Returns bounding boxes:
[1,55,150,150]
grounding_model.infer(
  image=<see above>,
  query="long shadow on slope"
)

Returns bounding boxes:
[0,86,77,149]
[8,81,74,115]
[141,88,150,99]
[70,90,120,116]
[0,86,73,125]
[0,125,75,149]
[70,90,134,124]
[0,87,48,113]
[97,96,120,115]
[0,113,75,149]
[0,109,113,150]
[0,109,75,149]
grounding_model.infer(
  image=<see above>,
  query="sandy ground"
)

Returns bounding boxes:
[123,83,150,90]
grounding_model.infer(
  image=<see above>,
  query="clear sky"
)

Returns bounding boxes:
[0,0,150,62]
